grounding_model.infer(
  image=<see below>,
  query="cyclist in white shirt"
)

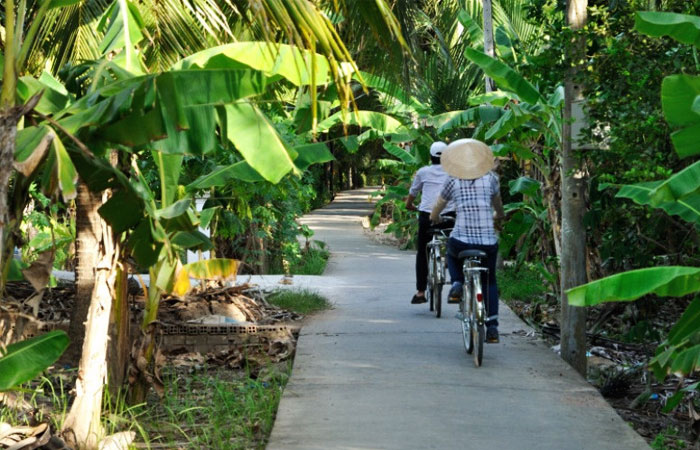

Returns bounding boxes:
[405,142,454,304]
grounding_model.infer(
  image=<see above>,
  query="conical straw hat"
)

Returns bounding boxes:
[440,138,494,180]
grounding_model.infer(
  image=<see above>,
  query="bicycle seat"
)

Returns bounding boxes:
[457,249,487,260]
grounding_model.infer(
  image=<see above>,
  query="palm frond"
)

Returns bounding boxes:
[139,0,232,71]
[28,0,109,74]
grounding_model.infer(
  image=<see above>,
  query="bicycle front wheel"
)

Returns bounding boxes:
[473,323,484,367]
[427,248,435,312]
[433,255,442,318]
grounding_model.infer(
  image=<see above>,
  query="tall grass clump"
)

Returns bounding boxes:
[266,289,331,315]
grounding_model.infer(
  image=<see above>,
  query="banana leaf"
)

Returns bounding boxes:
[172,42,332,87]
[567,266,700,307]
[186,161,264,192]
[14,125,54,177]
[612,181,700,225]
[383,142,415,164]
[172,258,239,296]
[648,160,700,205]
[316,110,403,134]
[172,231,213,250]
[51,138,78,201]
[293,143,335,171]
[485,104,533,140]
[509,176,541,197]
[152,151,183,206]
[0,331,69,391]
[661,74,700,158]
[465,48,543,105]
[98,0,145,55]
[98,190,145,233]
[431,106,503,135]
[635,11,700,48]
[17,73,70,114]
[222,103,297,183]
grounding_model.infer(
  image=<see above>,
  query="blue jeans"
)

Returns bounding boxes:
[447,238,499,327]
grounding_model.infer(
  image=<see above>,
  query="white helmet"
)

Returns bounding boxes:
[430,141,447,157]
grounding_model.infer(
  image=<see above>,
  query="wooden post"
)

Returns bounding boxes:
[560,0,588,376]
[482,0,496,92]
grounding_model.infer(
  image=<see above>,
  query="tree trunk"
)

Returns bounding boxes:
[107,265,130,396]
[0,113,18,284]
[482,0,496,92]
[0,0,18,284]
[560,0,588,376]
[61,189,119,449]
[67,182,102,364]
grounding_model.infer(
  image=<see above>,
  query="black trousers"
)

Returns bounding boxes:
[415,212,452,292]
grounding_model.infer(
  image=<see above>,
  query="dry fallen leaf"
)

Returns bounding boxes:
[21,250,55,292]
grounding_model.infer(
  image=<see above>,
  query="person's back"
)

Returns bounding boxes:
[406,142,453,304]
[430,139,504,343]
[441,173,499,246]
[411,164,452,214]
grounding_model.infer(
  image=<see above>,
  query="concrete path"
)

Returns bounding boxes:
[267,188,648,450]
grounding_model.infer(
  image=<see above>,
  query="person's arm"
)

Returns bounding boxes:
[430,196,447,224]
[491,173,506,231]
[405,194,417,211]
[407,170,423,211]
[493,194,506,231]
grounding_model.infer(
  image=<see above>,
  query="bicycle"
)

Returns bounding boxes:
[425,219,453,318]
[455,249,489,367]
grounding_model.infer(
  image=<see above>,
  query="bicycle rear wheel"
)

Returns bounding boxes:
[461,283,473,353]
[472,277,484,367]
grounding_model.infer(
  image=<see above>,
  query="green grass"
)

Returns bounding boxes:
[497,264,550,304]
[266,289,331,315]
[651,426,687,450]
[289,241,329,275]
[1,371,147,445]
[142,364,290,449]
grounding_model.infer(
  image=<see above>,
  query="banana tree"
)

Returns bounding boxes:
[460,48,565,272]
[568,12,700,410]
[11,35,351,450]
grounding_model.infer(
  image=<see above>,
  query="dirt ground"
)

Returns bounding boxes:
[0,281,303,449]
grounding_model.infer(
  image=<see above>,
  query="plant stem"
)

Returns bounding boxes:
[2,0,17,108]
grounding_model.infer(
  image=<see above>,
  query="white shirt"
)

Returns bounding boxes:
[409,164,455,213]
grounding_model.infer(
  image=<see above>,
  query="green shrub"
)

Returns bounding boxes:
[497,264,550,304]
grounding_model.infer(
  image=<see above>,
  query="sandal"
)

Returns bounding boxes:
[411,294,427,304]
